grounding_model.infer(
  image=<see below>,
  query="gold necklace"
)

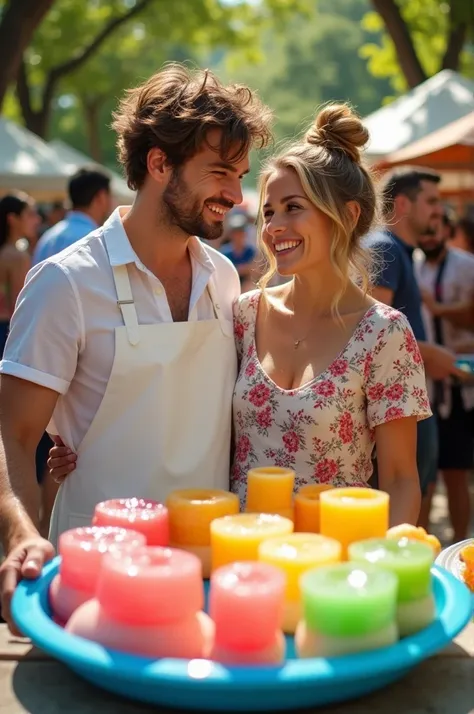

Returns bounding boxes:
[291,292,330,349]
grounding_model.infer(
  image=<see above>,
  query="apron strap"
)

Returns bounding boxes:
[112,264,140,346]
[206,275,230,335]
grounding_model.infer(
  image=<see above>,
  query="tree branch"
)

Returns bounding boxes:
[370,0,427,88]
[441,3,467,71]
[48,0,154,85]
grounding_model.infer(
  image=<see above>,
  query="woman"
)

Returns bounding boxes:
[47,104,430,525]
[0,193,39,355]
[450,216,474,255]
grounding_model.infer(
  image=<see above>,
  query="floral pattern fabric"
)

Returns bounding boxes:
[231,290,431,505]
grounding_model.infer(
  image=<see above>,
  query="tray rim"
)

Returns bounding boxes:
[11,556,473,690]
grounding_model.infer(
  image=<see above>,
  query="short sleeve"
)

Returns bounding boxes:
[365,311,432,428]
[0,261,83,394]
[369,235,402,292]
[232,290,259,363]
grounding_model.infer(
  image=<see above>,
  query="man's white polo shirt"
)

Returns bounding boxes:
[0,207,241,450]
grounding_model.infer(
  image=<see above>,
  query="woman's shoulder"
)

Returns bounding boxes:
[234,287,262,316]
[362,300,414,349]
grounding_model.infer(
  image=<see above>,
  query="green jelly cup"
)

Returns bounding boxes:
[299,562,398,638]
[348,537,434,603]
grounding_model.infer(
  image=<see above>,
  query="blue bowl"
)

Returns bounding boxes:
[12,558,472,712]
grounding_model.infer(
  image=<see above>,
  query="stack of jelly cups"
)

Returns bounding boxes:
[49,526,145,625]
[66,546,214,659]
[295,562,399,657]
[166,489,239,578]
[348,537,435,636]
[92,498,169,545]
[209,561,286,665]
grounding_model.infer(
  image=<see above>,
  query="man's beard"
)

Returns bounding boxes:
[162,168,232,241]
[419,241,445,260]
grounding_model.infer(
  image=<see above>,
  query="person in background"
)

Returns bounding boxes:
[0,193,39,355]
[450,216,474,256]
[39,201,67,235]
[32,168,112,265]
[221,212,258,292]
[416,213,474,542]
[366,168,466,530]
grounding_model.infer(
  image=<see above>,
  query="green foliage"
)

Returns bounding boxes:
[361,0,474,92]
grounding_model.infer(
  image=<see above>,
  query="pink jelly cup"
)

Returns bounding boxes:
[49,527,145,624]
[210,561,286,651]
[92,498,169,546]
[96,546,204,626]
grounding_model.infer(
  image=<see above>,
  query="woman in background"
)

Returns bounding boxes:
[0,193,39,355]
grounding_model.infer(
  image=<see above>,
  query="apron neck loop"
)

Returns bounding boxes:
[112,264,140,346]
[207,276,228,334]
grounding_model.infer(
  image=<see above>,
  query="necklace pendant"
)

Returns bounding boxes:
[294,340,300,349]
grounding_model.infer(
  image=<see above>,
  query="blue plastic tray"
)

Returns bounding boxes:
[12,558,472,712]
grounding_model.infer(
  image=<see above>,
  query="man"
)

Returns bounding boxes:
[32,168,112,265]
[220,211,258,291]
[367,168,465,528]
[0,63,272,632]
[416,212,474,541]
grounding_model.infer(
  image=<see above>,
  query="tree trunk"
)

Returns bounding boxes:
[16,61,53,139]
[441,3,467,71]
[82,98,104,163]
[370,0,428,88]
[0,0,55,111]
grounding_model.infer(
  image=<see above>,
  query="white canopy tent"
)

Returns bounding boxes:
[363,70,474,160]
[49,139,134,203]
[0,117,70,199]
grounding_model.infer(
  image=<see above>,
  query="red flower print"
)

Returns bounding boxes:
[338,412,353,444]
[368,383,385,401]
[313,379,336,398]
[236,435,251,463]
[403,328,422,363]
[384,406,405,420]
[256,406,272,429]
[314,458,339,483]
[245,361,256,377]
[385,383,404,402]
[329,359,348,377]
[248,383,271,407]
[283,430,300,453]
[234,320,245,341]
[363,352,373,380]
[247,343,255,358]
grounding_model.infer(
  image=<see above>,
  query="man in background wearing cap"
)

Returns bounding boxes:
[220,212,258,292]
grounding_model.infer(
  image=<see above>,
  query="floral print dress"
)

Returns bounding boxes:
[231,291,431,505]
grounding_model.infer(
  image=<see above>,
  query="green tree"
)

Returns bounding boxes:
[11,0,311,140]
[363,0,474,91]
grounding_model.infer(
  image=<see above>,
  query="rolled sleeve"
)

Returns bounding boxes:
[0,261,82,394]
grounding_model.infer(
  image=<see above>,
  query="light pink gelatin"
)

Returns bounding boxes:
[92,498,169,546]
[97,546,204,625]
[49,526,145,624]
[210,561,286,654]
[66,600,215,659]
[66,546,213,659]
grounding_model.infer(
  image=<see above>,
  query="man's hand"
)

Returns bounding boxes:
[0,536,55,635]
[420,289,441,316]
[421,342,468,381]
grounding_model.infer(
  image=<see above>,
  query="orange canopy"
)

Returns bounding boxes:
[377,112,474,171]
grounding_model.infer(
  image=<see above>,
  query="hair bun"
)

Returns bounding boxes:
[305,103,369,163]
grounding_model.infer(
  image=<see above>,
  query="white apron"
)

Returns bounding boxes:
[49,233,237,547]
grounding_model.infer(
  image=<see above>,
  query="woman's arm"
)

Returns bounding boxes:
[375,416,421,527]
[8,252,30,312]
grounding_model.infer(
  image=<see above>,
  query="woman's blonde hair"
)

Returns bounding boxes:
[257,103,380,318]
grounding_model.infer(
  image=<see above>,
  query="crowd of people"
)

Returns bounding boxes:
[0,63,472,634]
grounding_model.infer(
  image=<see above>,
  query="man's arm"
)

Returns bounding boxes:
[0,376,59,547]
[372,281,466,381]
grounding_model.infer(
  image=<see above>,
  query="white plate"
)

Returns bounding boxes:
[435,539,472,584]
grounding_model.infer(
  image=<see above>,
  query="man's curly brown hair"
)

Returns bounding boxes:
[112,63,273,191]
